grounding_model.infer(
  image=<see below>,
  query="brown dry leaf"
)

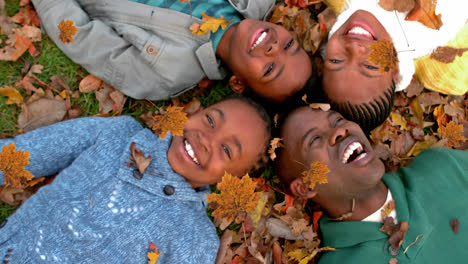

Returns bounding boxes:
[215,230,233,264]
[406,0,442,30]
[79,74,103,93]
[430,46,468,64]
[190,12,231,36]
[0,86,23,105]
[50,75,71,92]
[268,138,283,161]
[0,0,16,36]
[109,89,127,113]
[10,5,40,27]
[152,106,188,139]
[94,83,115,114]
[206,172,261,223]
[57,19,78,44]
[378,0,415,12]
[405,77,424,98]
[381,200,395,219]
[301,161,329,190]
[309,103,331,111]
[182,97,201,115]
[388,221,409,250]
[451,219,460,234]
[18,97,67,132]
[368,40,399,73]
[129,142,152,176]
[438,120,467,148]
[0,143,34,188]
[15,25,41,42]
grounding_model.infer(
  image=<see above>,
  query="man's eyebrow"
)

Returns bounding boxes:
[233,136,242,155]
[327,111,339,119]
[213,108,225,121]
[301,127,316,145]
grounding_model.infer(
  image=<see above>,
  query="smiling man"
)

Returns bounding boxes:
[277,106,468,264]
[32,0,312,102]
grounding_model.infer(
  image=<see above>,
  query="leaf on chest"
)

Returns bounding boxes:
[129,142,152,175]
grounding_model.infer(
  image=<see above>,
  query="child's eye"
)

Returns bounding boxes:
[206,115,214,128]
[329,59,342,64]
[284,39,294,50]
[364,64,379,70]
[309,136,320,146]
[334,117,345,127]
[222,145,231,159]
[264,64,274,76]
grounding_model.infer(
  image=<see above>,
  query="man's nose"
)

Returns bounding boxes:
[265,40,279,56]
[346,41,368,58]
[328,126,349,146]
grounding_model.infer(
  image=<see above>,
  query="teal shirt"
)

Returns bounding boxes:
[129,0,242,51]
[319,148,468,264]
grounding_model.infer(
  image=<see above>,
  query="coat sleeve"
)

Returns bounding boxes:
[229,0,276,20]
[0,116,141,185]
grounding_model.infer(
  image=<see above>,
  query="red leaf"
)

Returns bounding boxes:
[148,242,156,250]
[312,211,323,232]
[282,194,294,213]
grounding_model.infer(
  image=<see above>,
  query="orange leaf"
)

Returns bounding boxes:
[438,120,466,148]
[129,142,152,175]
[206,172,261,222]
[301,161,329,189]
[190,12,231,36]
[0,143,34,188]
[0,86,23,105]
[312,211,323,232]
[58,19,78,44]
[268,137,283,161]
[148,242,156,250]
[281,194,294,213]
[79,74,103,93]
[11,33,33,61]
[152,106,188,139]
[147,243,161,264]
[406,0,442,29]
[368,40,399,73]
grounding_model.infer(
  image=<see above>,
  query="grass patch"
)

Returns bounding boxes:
[0,202,17,223]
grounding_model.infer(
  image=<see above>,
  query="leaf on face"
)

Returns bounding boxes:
[0,86,23,105]
[190,12,231,36]
[129,142,152,175]
[57,19,78,44]
[438,120,466,148]
[378,0,415,12]
[0,143,34,188]
[368,39,399,73]
[268,138,283,161]
[152,106,188,139]
[406,0,442,30]
[301,161,329,190]
[147,242,161,264]
[206,172,261,223]
[429,46,468,64]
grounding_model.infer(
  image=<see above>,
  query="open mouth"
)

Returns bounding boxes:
[341,141,367,164]
[184,139,199,165]
[250,29,268,52]
[345,25,375,40]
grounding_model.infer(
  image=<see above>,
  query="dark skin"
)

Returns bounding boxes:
[217,19,312,103]
[278,107,387,221]
[323,10,398,104]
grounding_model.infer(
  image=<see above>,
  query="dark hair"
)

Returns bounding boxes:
[328,80,396,134]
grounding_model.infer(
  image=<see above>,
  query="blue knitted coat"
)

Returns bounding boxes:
[0,116,219,263]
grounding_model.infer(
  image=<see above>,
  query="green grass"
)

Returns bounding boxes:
[0,202,16,223]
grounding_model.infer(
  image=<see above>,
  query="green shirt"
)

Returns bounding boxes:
[319,148,468,264]
[129,0,242,51]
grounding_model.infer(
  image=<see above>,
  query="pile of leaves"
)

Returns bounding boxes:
[0,0,466,264]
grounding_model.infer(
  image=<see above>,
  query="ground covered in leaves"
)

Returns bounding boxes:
[0,0,467,263]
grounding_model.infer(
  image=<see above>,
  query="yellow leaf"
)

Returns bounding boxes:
[206,172,261,222]
[438,121,466,148]
[368,40,399,73]
[152,106,189,139]
[406,136,437,157]
[191,12,232,36]
[390,112,408,130]
[58,19,78,44]
[301,161,329,190]
[147,243,161,264]
[0,86,23,105]
[268,138,283,161]
[0,143,34,188]
[288,247,337,264]
[410,99,424,128]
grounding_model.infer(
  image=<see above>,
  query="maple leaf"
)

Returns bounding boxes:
[147,242,161,264]
[0,143,34,188]
[57,19,78,44]
[406,0,442,30]
[301,161,329,190]
[0,86,23,105]
[268,138,283,161]
[438,120,467,148]
[206,172,261,223]
[129,142,152,175]
[430,46,468,64]
[152,106,188,139]
[190,12,231,36]
[368,40,399,73]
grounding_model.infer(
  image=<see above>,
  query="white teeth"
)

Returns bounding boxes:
[341,142,364,164]
[250,31,267,51]
[184,140,199,165]
[347,26,373,38]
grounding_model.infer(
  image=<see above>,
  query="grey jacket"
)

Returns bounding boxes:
[31,0,275,100]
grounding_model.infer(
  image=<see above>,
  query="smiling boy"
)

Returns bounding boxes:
[0,96,271,263]
[277,106,468,264]
[31,0,312,102]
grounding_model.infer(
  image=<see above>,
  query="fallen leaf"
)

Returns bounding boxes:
[312,211,323,232]
[430,46,468,64]
[388,221,409,250]
[368,40,399,73]
[288,247,337,264]
[0,86,23,105]
[451,218,460,234]
[378,0,414,12]
[206,172,261,223]
[147,242,161,264]
[438,120,466,148]
[215,230,233,264]
[302,161,329,190]
[406,135,437,157]
[0,143,34,188]
[57,19,78,44]
[191,12,231,36]
[268,138,283,161]
[79,74,103,93]
[406,0,443,29]
[405,77,424,97]
[17,97,67,132]
[152,106,188,139]
[129,142,152,175]
[94,83,115,114]
[309,103,331,111]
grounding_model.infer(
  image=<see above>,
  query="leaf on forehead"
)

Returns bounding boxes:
[0,143,34,188]
[429,46,468,64]
[368,40,399,73]
[57,19,78,44]
[406,0,443,30]
[378,0,415,12]
[438,120,466,148]
[268,138,283,161]
[206,172,261,223]
[0,86,23,105]
[152,106,188,139]
[309,103,330,111]
[190,12,231,36]
[302,161,329,190]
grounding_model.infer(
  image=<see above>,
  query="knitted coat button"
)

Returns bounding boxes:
[163,185,175,196]
[133,169,143,180]
[0,219,7,228]
[146,45,157,55]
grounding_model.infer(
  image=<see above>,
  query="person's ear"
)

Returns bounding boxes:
[392,66,400,82]
[229,75,247,94]
[290,178,317,199]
